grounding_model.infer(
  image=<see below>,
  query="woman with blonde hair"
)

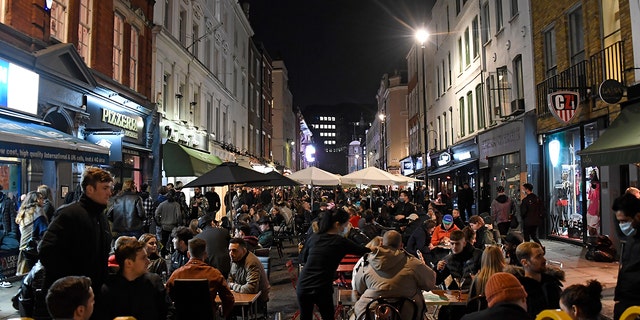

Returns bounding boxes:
[15,191,48,275]
[469,245,506,298]
[138,233,168,276]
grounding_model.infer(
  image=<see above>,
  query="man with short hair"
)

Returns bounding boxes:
[166,238,235,318]
[234,223,260,252]
[98,236,171,320]
[435,230,482,290]
[394,190,415,220]
[353,230,436,319]
[46,276,94,320]
[520,183,543,245]
[457,182,474,221]
[461,272,531,319]
[515,242,564,318]
[189,187,209,220]
[40,167,114,298]
[195,213,231,278]
[228,238,270,305]
[170,226,193,273]
[431,214,460,246]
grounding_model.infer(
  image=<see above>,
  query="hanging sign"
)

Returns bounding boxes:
[548,91,580,124]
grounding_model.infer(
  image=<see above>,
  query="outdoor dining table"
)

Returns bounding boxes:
[216,290,261,320]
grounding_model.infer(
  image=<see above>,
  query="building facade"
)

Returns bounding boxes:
[375,72,409,174]
[272,60,297,172]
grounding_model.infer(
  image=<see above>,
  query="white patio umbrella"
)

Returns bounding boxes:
[340,166,407,185]
[288,166,341,207]
[393,174,422,183]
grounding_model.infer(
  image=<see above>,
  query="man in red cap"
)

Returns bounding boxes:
[461,272,531,319]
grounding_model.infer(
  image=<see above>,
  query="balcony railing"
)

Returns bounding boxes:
[536,41,625,116]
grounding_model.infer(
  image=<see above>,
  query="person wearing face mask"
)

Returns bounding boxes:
[297,208,370,320]
[611,193,640,320]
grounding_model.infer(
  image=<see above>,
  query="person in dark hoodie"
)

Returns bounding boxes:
[611,192,640,320]
[491,186,514,237]
[520,183,544,245]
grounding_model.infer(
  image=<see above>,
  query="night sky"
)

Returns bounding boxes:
[246,0,434,108]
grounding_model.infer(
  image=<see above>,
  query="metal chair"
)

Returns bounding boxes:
[620,306,640,320]
[358,296,419,320]
[535,309,573,320]
[465,294,487,314]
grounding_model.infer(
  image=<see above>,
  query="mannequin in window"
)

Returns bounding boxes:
[586,170,600,235]
[554,171,571,236]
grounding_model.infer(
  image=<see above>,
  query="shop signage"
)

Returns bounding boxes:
[0,58,39,115]
[548,91,580,124]
[598,79,625,104]
[101,108,141,139]
[437,152,451,166]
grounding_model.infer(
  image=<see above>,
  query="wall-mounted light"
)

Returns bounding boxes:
[190,101,197,107]
[175,93,183,99]
[45,0,53,10]
[549,140,561,167]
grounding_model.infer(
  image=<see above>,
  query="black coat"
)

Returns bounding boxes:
[195,226,231,278]
[461,302,532,320]
[615,232,640,309]
[521,193,543,227]
[436,243,482,290]
[107,191,146,234]
[39,194,112,295]
[98,273,171,320]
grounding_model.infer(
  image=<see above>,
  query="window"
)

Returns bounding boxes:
[164,0,171,29]
[447,6,450,33]
[192,23,199,56]
[543,27,557,78]
[112,12,124,82]
[464,27,470,67]
[78,0,92,63]
[510,0,519,17]
[448,52,452,87]
[497,66,510,116]
[495,0,504,32]
[162,74,169,113]
[467,91,474,133]
[441,60,446,92]
[458,37,463,73]
[487,75,500,122]
[568,6,585,66]
[456,0,461,15]
[475,84,485,129]
[472,16,480,59]
[437,116,443,150]
[129,27,139,90]
[179,9,187,47]
[205,37,212,69]
[50,0,68,41]
[481,2,490,44]
[437,67,441,96]
[444,111,449,147]
[459,97,466,137]
[512,55,524,100]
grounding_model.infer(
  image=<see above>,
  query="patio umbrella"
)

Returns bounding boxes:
[183,162,269,187]
[287,166,341,207]
[393,174,422,183]
[340,166,407,186]
[287,166,341,185]
[245,171,301,187]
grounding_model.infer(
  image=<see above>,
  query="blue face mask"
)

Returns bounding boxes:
[619,221,637,237]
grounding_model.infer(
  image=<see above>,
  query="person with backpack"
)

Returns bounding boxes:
[520,183,544,246]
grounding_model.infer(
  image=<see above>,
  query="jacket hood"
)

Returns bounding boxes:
[368,246,408,276]
[504,264,566,282]
[496,194,509,203]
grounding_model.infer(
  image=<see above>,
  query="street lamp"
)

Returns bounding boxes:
[415,28,430,197]
[378,113,386,171]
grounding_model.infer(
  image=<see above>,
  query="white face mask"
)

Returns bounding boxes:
[619,221,637,237]
[340,223,351,237]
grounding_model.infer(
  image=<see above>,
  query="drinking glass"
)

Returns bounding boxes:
[454,276,466,301]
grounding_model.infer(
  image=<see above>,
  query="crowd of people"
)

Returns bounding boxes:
[2,167,639,320]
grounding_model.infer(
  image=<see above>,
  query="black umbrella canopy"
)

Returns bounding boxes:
[183,162,270,187]
[245,171,301,187]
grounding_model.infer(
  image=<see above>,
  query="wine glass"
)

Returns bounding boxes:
[454,275,466,301]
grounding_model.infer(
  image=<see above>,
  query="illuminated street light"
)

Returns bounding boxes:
[415,28,430,196]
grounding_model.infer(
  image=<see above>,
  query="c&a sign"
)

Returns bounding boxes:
[547,91,580,124]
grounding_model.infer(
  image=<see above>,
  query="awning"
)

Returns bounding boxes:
[580,104,640,166]
[163,141,222,177]
[0,116,109,164]
[427,159,478,176]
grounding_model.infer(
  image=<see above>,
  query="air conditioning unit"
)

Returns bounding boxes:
[509,99,525,116]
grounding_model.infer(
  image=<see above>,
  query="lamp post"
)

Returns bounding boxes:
[378,113,386,171]
[416,29,430,197]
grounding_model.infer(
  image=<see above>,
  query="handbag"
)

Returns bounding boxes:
[509,214,519,229]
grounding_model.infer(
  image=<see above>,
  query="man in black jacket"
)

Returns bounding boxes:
[435,230,482,290]
[39,167,114,305]
[98,237,171,320]
[195,214,231,278]
[515,242,564,318]
[520,183,543,245]
[108,179,146,239]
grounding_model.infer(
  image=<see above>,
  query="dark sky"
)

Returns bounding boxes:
[246,0,434,108]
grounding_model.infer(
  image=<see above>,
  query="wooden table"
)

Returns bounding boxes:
[216,291,261,319]
[337,289,360,306]
[423,289,468,306]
